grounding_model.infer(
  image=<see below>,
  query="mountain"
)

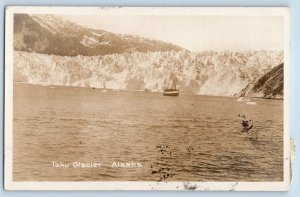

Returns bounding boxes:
[13,50,283,96]
[13,14,183,56]
[238,63,284,99]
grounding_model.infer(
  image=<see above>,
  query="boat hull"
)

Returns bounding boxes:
[163,90,179,96]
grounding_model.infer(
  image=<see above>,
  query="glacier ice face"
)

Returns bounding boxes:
[13,50,283,96]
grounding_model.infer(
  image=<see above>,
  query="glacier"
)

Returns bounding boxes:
[13,50,283,96]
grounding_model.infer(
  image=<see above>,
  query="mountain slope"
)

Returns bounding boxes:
[13,14,183,56]
[238,63,283,99]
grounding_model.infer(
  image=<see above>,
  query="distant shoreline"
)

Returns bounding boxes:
[13,82,283,101]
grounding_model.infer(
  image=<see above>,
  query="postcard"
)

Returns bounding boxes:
[4,6,290,191]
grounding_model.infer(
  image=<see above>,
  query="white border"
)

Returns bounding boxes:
[4,6,291,191]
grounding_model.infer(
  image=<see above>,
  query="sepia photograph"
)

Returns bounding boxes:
[4,7,290,190]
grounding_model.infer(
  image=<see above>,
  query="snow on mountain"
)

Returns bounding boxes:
[13,50,283,96]
[80,36,111,47]
[91,32,106,37]
[13,14,183,56]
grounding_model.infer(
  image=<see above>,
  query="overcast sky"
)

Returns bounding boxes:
[61,15,283,52]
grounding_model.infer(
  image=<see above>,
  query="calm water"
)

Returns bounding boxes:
[13,84,283,181]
